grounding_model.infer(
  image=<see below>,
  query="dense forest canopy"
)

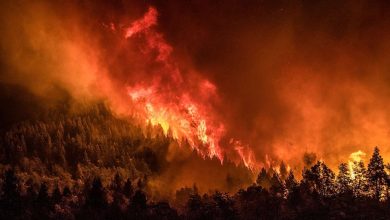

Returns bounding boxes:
[0,85,253,198]
[1,87,390,219]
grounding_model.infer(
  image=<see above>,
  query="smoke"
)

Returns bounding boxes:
[1,0,390,190]
[149,0,390,169]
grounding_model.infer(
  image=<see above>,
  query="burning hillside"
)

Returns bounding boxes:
[2,1,390,219]
[123,7,258,169]
[1,0,390,201]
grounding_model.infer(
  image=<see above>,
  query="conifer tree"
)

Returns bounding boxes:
[0,169,22,219]
[123,178,134,198]
[336,163,352,194]
[85,177,107,209]
[352,161,369,197]
[279,162,288,180]
[367,147,387,200]
[256,168,271,189]
[285,170,298,193]
[303,161,335,197]
[270,173,286,198]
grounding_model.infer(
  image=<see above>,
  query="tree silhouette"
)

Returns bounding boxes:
[123,178,134,199]
[85,177,107,209]
[34,182,51,219]
[303,161,335,197]
[256,168,271,189]
[0,169,22,219]
[269,173,286,198]
[336,163,352,194]
[52,185,62,204]
[2,103,390,218]
[111,173,123,191]
[352,160,369,198]
[367,147,387,200]
[279,161,288,180]
[185,192,203,219]
[128,190,148,219]
[212,191,237,220]
[285,170,298,192]
[63,186,71,197]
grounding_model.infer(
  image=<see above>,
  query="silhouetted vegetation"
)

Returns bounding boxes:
[1,103,390,219]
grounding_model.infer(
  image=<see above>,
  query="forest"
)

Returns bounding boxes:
[1,0,390,219]
[1,103,390,219]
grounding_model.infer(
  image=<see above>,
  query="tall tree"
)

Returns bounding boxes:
[367,147,387,200]
[0,169,22,219]
[111,173,123,191]
[85,177,107,209]
[285,170,298,194]
[279,162,288,180]
[123,178,134,199]
[128,190,148,219]
[336,163,352,194]
[256,168,271,189]
[52,185,62,204]
[34,183,51,219]
[303,161,336,197]
[270,173,286,198]
[352,161,369,197]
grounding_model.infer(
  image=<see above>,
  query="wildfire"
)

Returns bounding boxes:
[232,139,258,171]
[123,7,259,170]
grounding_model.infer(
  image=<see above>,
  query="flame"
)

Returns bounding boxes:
[128,83,225,161]
[232,139,258,171]
[123,7,259,170]
[125,7,158,38]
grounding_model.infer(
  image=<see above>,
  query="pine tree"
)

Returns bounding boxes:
[279,162,288,180]
[367,147,387,200]
[0,169,22,219]
[1,169,19,201]
[34,183,51,219]
[352,161,369,197]
[303,161,336,197]
[63,186,71,197]
[336,163,352,194]
[52,185,62,204]
[285,170,298,193]
[256,168,271,189]
[320,162,336,197]
[85,177,107,209]
[123,178,134,198]
[385,163,390,199]
[111,173,123,191]
[128,190,148,219]
[269,173,286,198]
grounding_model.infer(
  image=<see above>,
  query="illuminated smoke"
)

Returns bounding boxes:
[123,7,258,169]
[3,1,390,176]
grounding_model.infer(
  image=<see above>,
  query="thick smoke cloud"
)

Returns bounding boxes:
[1,0,390,175]
[151,0,390,169]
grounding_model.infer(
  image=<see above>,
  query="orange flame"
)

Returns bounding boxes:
[123,7,259,170]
